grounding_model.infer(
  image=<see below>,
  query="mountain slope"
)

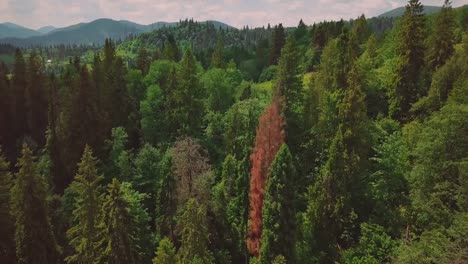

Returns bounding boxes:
[0,22,42,39]
[379,5,442,18]
[37,26,56,34]
[0,19,232,46]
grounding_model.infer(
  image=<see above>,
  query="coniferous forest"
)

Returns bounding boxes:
[0,0,468,263]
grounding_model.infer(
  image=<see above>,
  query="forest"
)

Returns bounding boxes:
[0,0,467,263]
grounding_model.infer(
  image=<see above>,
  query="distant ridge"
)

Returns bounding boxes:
[0,22,42,39]
[378,5,442,18]
[37,26,56,34]
[0,18,234,46]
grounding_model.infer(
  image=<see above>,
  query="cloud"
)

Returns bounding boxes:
[1,0,467,29]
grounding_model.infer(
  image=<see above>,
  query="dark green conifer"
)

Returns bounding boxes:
[260,144,296,264]
[65,145,103,264]
[11,144,58,264]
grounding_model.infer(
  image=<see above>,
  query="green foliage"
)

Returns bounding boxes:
[260,145,296,263]
[96,178,139,264]
[11,144,58,264]
[269,24,285,65]
[426,0,456,72]
[275,35,304,151]
[0,148,15,264]
[66,145,103,264]
[342,223,397,263]
[177,199,213,264]
[153,237,177,264]
[389,0,426,121]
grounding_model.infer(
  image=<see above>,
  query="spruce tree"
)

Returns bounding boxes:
[136,46,151,74]
[0,148,15,264]
[0,63,15,161]
[426,0,455,72]
[11,144,58,264]
[260,144,296,264]
[65,145,103,264]
[178,198,212,264]
[211,34,225,68]
[96,178,139,264]
[12,49,27,142]
[155,150,177,241]
[390,0,426,121]
[269,24,286,65]
[310,67,369,261]
[152,238,177,264]
[25,50,48,147]
[175,48,204,137]
[275,35,303,152]
[162,35,180,61]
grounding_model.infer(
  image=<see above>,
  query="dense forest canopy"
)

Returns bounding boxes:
[0,1,468,263]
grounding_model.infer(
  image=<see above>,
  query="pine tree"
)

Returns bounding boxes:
[211,34,225,68]
[390,0,426,121]
[351,14,371,45]
[96,178,139,264]
[155,150,177,241]
[25,50,48,147]
[269,24,286,65]
[178,198,212,264]
[65,145,103,264]
[175,49,204,137]
[163,35,180,61]
[136,46,151,74]
[12,49,27,142]
[0,63,15,161]
[58,65,101,192]
[294,19,307,40]
[152,238,177,264]
[426,0,455,72]
[0,148,15,264]
[305,67,369,261]
[260,144,296,264]
[11,144,58,264]
[275,35,303,152]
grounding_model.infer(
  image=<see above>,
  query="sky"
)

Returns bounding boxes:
[1,0,467,30]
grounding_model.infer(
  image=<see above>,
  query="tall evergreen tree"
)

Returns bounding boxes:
[152,238,177,264]
[275,35,303,152]
[12,49,27,144]
[269,24,286,65]
[260,144,296,264]
[96,178,139,264]
[211,34,225,68]
[178,198,213,264]
[0,148,15,264]
[58,65,101,192]
[136,46,151,74]
[0,63,15,161]
[11,144,58,264]
[301,67,369,262]
[65,145,103,264]
[389,0,426,121]
[175,49,204,137]
[162,35,180,62]
[154,150,177,241]
[25,51,48,147]
[426,0,455,72]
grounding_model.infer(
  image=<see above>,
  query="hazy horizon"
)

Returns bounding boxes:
[2,0,467,30]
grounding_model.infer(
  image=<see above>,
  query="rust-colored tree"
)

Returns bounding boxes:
[247,101,285,257]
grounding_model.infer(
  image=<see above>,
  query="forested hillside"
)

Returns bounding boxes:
[0,1,468,263]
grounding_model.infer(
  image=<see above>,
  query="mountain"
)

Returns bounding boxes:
[378,5,442,18]
[0,19,232,46]
[37,26,56,34]
[0,22,42,39]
